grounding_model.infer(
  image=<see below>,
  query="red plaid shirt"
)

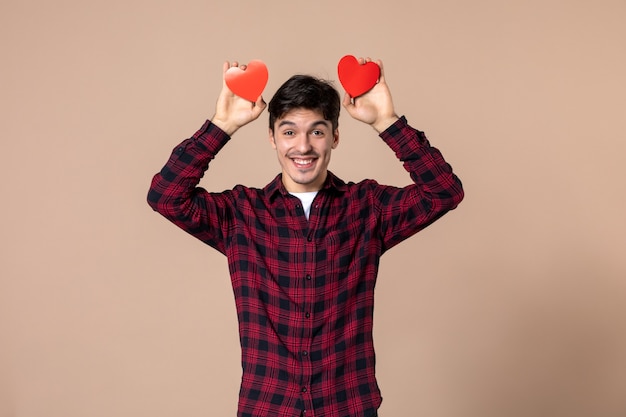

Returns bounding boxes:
[148,116,463,417]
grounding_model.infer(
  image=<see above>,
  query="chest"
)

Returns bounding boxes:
[226,192,381,288]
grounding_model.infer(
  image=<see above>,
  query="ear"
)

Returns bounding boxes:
[268,128,277,149]
[331,129,340,149]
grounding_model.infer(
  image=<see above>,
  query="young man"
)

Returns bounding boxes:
[148,58,464,417]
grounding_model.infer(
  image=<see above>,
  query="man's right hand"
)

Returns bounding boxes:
[211,61,267,136]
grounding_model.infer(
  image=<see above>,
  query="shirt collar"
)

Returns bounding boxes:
[264,171,347,202]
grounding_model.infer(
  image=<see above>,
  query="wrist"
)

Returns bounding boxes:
[372,115,400,134]
[210,116,237,137]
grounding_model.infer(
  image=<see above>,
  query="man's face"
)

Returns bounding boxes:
[269,108,339,193]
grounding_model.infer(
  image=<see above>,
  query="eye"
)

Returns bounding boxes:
[312,130,325,136]
[282,130,295,136]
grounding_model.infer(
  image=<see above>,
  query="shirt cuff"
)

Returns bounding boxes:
[191,120,232,154]
[379,115,431,158]
[379,115,408,138]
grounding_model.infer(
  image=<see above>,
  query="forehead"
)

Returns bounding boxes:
[274,108,331,129]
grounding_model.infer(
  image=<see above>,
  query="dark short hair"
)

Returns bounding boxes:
[268,75,341,132]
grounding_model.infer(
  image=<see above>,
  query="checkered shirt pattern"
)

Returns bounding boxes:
[148,116,464,417]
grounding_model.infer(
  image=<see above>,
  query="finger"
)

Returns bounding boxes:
[342,92,354,108]
[254,95,267,110]
[342,93,360,119]
[240,64,247,71]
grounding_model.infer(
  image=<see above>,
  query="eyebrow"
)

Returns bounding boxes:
[277,120,330,129]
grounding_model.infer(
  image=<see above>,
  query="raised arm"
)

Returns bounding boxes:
[147,61,266,253]
[342,58,399,133]
[342,58,464,250]
[212,61,267,135]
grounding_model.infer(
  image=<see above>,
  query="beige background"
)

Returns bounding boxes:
[2,0,625,416]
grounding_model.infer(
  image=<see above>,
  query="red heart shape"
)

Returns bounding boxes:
[337,55,380,97]
[224,60,269,102]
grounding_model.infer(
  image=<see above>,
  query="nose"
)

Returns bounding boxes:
[294,133,313,154]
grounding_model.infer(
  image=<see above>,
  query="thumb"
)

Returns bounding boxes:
[375,59,386,85]
[255,95,267,109]
[342,93,358,118]
[251,95,267,118]
[342,92,353,109]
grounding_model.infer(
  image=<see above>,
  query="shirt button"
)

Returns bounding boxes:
[301,387,307,393]
[307,236,312,242]
[305,312,310,318]
[302,350,308,356]
[305,274,311,281]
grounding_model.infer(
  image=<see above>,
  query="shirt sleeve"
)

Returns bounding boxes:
[375,116,464,252]
[147,120,234,254]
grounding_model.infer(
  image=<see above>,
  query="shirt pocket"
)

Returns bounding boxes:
[325,229,358,275]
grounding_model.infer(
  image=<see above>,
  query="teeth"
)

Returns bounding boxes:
[294,159,313,164]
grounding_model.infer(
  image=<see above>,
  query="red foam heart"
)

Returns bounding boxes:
[337,55,380,97]
[224,60,269,102]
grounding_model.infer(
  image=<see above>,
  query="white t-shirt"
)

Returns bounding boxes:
[290,191,318,220]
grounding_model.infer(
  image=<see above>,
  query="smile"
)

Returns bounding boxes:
[292,158,316,168]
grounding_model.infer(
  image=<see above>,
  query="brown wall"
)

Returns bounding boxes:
[2,1,625,416]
